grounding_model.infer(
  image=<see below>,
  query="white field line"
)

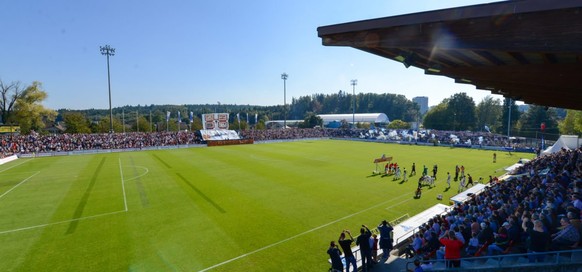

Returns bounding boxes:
[0,171,40,201]
[198,192,413,272]
[0,159,32,174]
[124,166,149,182]
[119,158,128,212]
[0,210,126,235]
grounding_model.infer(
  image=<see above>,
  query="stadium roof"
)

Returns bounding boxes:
[318,113,389,124]
[317,0,582,110]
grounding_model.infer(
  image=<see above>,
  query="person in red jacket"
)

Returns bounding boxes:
[439,230,464,268]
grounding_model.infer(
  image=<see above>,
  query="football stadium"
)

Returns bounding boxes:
[2,1,582,272]
[1,133,581,271]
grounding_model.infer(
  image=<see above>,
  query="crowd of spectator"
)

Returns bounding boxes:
[0,127,545,158]
[406,146,581,268]
[1,131,202,156]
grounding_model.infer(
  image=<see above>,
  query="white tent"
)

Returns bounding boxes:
[317,113,389,125]
[541,135,581,156]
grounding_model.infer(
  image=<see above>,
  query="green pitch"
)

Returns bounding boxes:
[0,140,532,271]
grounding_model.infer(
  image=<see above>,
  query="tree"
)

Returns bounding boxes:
[559,110,582,135]
[12,81,57,133]
[423,103,449,130]
[0,80,24,124]
[387,119,409,129]
[446,93,476,131]
[63,112,91,133]
[340,119,350,129]
[475,96,502,132]
[299,112,323,128]
[516,105,559,138]
[97,116,123,133]
[132,115,150,132]
[190,116,203,131]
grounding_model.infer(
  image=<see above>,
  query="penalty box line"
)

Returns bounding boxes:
[0,158,32,174]
[0,171,40,201]
[198,192,413,272]
[0,210,126,235]
[119,158,128,212]
[0,158,131,235]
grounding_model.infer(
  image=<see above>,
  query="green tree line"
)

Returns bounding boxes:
[1,79,581,137]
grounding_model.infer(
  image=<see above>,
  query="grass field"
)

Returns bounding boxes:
[0,139,533,271]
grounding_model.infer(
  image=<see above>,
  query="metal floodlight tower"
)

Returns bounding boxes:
[100,44,115,133]
[281,73,288,129]
[507,98,512,138]
[351,79,357,126]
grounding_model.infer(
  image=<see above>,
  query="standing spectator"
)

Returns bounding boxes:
[338,230,357,272]
[439,230,464,268]
[356,225,373,271]
[522,219,550,263]
[327,241,343,272]
[377,220,394,259]
[370,234,379,263]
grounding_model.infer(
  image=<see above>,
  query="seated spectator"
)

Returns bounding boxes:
[477,222,494,246]
[466,232,479,256]
[551,217,580,249]
[407,259,424,272]
[487,226,509,255]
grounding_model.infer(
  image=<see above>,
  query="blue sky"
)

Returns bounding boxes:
[1,0,505,110]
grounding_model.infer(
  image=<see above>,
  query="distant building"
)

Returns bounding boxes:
[412,96,429,115]
[318,113,390,126]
